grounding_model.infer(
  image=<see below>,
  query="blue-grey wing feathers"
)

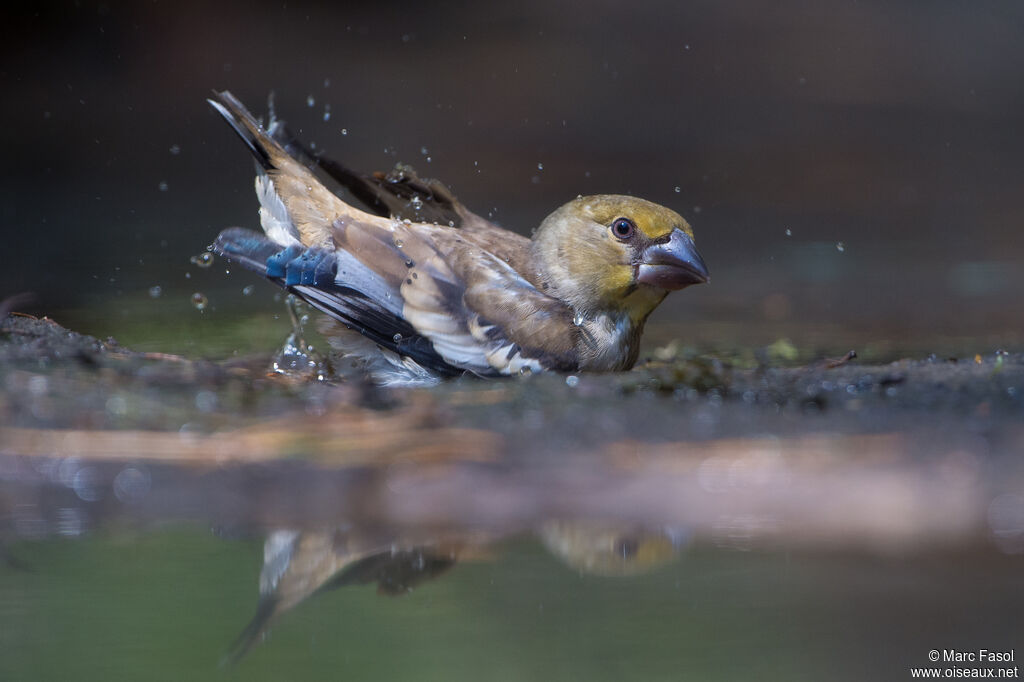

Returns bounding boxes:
[213,228,461,377]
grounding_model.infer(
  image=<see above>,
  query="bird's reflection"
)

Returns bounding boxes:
[224,529,464,663]
[226,522,685,662]
[539,520,687,577]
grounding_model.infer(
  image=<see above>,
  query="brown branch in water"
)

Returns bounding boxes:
[822,350,857,368]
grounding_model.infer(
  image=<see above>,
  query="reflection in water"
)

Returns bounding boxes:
[539,521,685,577]
[226,521,685,662]
[2,417,1023,680]
[225,530,459,663]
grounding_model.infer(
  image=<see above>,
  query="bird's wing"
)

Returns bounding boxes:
[215,220,577,376]
[210,90,580,377]
[327,217,578,376]
[215,226,463,377]
[273,128,470,228]
[396,227,582,374]
[217,219,580,377]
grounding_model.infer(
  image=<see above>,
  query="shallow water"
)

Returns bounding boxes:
[2,313,1023,680]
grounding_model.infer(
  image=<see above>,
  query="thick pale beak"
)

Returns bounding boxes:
[636,229,710,290]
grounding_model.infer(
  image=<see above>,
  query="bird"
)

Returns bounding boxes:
[208,90,709,385]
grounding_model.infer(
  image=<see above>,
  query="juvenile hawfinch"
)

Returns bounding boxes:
[209,91,708,385]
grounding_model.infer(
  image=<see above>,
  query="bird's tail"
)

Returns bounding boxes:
[220,596,280,666]
[207,90,285,171]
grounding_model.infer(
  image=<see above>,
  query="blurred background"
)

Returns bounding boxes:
[5,0,1023,357]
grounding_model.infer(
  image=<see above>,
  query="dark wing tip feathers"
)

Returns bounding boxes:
[297,285,462,378]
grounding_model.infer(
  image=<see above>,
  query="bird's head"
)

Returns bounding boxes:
[530,195,709,321]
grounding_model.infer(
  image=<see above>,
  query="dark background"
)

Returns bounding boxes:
[4,0,1023,353]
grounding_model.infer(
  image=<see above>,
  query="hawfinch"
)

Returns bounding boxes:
[209,91,708,385]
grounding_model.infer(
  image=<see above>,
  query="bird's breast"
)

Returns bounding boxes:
[576,312,640,371]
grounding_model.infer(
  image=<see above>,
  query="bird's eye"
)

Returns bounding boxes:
[611,218,635,240]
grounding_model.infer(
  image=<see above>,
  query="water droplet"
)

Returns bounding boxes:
[190,252,214,268]
[421,146,429,156]
[410,195,424,210]
[169,144,181,155]
[519,366,533,376]
[393,333,403,343]
[394,238,404,248]
[113,466,151,503]
[148,285,162,298]
[836,241,845,252]
[341,128,348,135]
[323,104,331,122]
[106,394,128,416]
[565,375,579,387]
[242,284,255,296]
[537,162,544,170]
[195,390,217,412]
[271,332,328,381]
[158,181,169,192]
[674,186,681,193]
[28,375,48,396]
[306,94,315,107]
[785,228,792,236]
[573,312,584,326]
[72,466,101,502]
[191,292,208,310]
[405,259,414,267]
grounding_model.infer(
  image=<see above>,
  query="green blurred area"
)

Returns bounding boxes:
[2,528,1020,682]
